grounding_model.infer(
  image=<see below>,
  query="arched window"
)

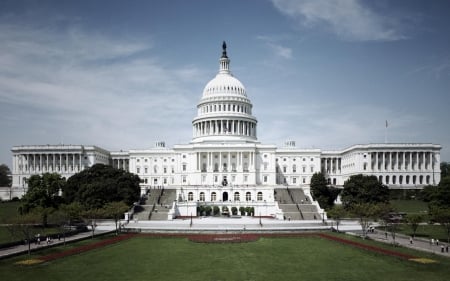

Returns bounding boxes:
[199,192,205,201]
[257,192,263,201]
[292,164,297,173]
[234,192,240,201]
[246,192,251,201]
[211,192,216,201]
[188,192,193,201]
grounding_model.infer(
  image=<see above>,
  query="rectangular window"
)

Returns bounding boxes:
[182,164,186,171]
[263,175,267,183]
[137,167,140,174]
[182,176,186,183]
[310,166,314,173]
[144,167,148,173]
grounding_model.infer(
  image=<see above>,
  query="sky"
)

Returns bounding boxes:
[1,0,449,168]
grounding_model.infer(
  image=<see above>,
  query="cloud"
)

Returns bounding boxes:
[0,22,200,158]
[271,0,406,41]
[256,35,293,59]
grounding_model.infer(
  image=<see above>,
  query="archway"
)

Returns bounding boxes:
[222,192,228,201]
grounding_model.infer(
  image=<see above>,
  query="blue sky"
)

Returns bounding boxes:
[1,0,449,168]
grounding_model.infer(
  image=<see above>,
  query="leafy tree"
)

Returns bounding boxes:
[406,214,423,238]
[327,205,347,232]
[239,206,246,216]
[349,203,390,238]
[0,164,12,187]
[341,174,389,208]
[430,207,450,243]
[103,201,129,235]
[441,162,450,179]
[64,164,140,209]
[82,208,105,239]
[204,205,212,216]
[310,172,340,209]
[231,206,238,215]
[6,212,41,255]
[213,206,220,216]
[19,173,65,225]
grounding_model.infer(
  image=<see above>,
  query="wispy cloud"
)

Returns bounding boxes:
[256,35,293,59]
[0,22,200,153]
[271,0,406,41]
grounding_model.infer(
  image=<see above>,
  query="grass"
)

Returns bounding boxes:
[395,224,449,242]
[390,199,429,214]
[1,234,450,281]
[0,201,59,244]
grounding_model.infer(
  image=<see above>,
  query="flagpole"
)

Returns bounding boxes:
[385,120,388,143]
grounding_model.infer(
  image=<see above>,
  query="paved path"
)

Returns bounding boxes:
[364,230,450,257]
[0,228,113,259]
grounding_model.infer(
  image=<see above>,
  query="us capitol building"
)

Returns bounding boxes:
[10,43,442,219]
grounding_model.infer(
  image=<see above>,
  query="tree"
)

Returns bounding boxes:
[64,164,140,209]
[441,162,450,179]
[6,212,41,255]
[0,164,11,187]
[310,172,340,209]
[19,173,65,225]
[341,174,389,208]
[82,208,105,239]
[430,207,450,244]
[349,203,389,238]
[406,214,423,238]
[327,205,347,232]
[239,206,246,216]
[103,201,129,235]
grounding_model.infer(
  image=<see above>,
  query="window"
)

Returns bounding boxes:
[257,192,263,201]
[244,175,248,182]
[163,167,167,173]
[310,166,314,173]
[163,178,167,184]
[182,164,186,171]
[154,166,157,173]
[144,167,148,173]
[264,163,268,171]
[283,166,287,173]
[182,176,186,183]
[302,166,306,173]
[234,192,240,201]
[293,177,297,184]
[263,175,268,183]
[211,192,216,201]
[246,192,251,201]
[303,177,306,184]
[292,165,296,173]
[188,192,193,201]
[200,192,205,201]
[136,167,140,174]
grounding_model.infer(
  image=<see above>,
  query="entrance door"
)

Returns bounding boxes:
[222,192,228,201]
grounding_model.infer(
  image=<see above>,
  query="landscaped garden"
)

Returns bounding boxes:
[1,233,450,281]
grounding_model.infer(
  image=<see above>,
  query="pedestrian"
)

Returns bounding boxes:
[431,238,435,245]
[385,232,388,239]
[436,239,439,246]
[409,236,413,244]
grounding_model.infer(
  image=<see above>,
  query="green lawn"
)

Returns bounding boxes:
[0,201,21,221]
[390,200,429,214]
[1,235,450,281]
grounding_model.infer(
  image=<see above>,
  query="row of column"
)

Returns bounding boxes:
[195,151,254,173]
[200,102,250,114]
[13,153,84,174]
[193,119,256,138]
[322,157,341,175]
[371,151,435,172]
[113,158,129,170]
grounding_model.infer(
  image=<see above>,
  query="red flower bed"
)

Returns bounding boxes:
[188,233,260,243]
[40,234,136,262]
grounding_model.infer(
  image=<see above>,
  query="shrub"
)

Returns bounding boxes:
[231,207,238,215]
[213,206,220,216]
[239,207,246,215]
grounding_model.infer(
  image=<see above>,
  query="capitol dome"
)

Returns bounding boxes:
[192,42,258,143]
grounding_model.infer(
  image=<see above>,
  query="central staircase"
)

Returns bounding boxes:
[274,188,321,220]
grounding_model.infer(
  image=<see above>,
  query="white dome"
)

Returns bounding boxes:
[202,73,247,98]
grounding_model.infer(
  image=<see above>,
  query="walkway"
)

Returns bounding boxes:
[0,227,113,259]
[365,229,450,257]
